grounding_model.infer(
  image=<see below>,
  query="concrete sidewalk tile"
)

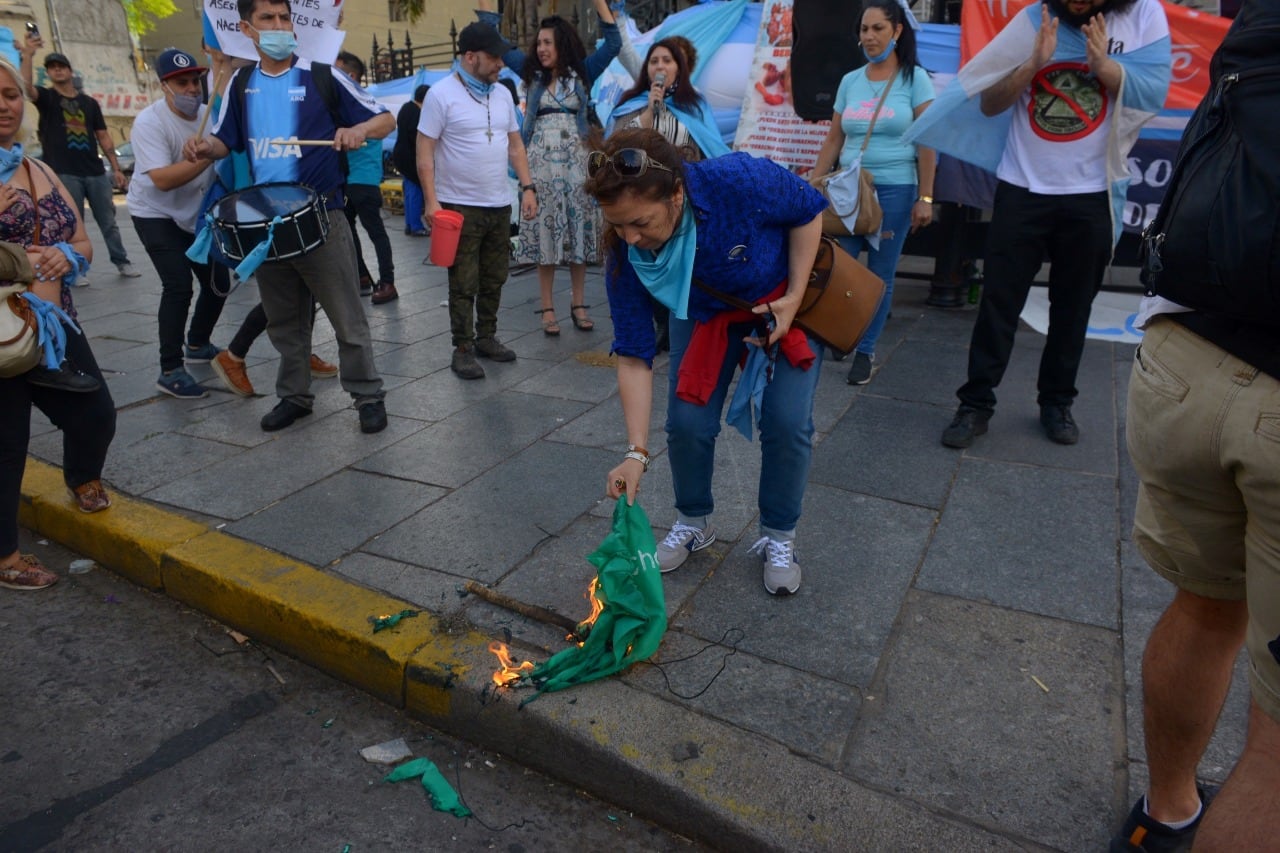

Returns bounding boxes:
[381,358,545,422]
[160,531,436,707]
[101,431,242,497]
[551,388,669,454]
[406,665,1025,852]
[367,441,619,581]
[226,470,446,566]
[677,484,934,688]
[868,338,972,408]
[920,459,1118,628]
[622,629,863,765]
[512,357,621,404]
[811,395,963,509]
[354,392,590,488]
[146,409,422,520]
[848,590,1123,851]
[21,459,205,589]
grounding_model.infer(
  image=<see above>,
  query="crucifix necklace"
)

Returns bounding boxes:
[458,73,493,142]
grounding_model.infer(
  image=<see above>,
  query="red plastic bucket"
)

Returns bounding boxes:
[429,209,465,267]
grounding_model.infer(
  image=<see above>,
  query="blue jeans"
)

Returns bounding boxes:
[402,178,425,233]
[836,182,915,358]
[59,172,130,267]
[666,316,822,537]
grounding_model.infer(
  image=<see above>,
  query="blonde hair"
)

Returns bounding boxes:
[0,57,32,144]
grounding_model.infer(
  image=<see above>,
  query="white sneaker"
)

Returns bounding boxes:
[656,522,716,573]
[117,263,141,278]
[751,536,800,595]
[72,274,90,288]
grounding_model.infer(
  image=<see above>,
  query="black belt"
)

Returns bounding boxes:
[536,107,578,117]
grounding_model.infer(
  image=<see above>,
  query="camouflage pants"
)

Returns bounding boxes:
[444,203,511,347]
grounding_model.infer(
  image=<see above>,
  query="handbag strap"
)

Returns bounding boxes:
[860,70,897,155]
[692,277,757,314]
[21,158,40,247]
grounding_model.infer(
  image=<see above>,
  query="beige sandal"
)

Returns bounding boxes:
[535,307,560,336]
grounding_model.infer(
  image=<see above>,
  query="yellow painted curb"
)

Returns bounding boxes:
[21,459,205,589]
[161,531,454,707]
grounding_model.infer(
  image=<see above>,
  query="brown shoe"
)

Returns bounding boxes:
[0,554,58,590]
[371,281,399,304]
[211,351,255,396]
[69,480,111,513]
[309,353,339,378]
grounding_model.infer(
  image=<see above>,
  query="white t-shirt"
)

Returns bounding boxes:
[125,99,215,233]
[996,0,1168,194]
[418,73,519,208]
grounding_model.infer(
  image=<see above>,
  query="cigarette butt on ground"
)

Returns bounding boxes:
[1030,674,1050,693]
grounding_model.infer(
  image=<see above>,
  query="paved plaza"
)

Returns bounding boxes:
[17,201,1251,851]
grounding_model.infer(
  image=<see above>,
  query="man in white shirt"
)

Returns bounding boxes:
[417,22,537,380]
[931,0,1170,449]
[127,48,229,399]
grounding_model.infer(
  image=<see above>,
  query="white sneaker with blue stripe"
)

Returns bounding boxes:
[656,522,716,573]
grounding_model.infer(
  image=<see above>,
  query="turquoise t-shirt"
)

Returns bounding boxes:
[834,65,935,187]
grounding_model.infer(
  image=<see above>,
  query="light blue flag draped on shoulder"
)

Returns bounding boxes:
[902,5,1170,244]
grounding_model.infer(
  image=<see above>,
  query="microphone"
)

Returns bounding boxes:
[652,72,666,118]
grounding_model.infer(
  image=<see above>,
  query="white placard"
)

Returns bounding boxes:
[205,0,345,65]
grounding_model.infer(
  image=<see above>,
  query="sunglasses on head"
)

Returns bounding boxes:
[586,148,675,179]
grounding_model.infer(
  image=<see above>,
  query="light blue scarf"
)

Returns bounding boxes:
[0,144,23,184]
[453,60,494,98]
[627,201,695,320]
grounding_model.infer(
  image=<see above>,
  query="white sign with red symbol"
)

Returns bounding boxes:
[204,0,346,65]
[731,0,830,172]
[1028,62,1109,142]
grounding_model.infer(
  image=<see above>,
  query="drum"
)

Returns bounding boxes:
[211,183,329,263]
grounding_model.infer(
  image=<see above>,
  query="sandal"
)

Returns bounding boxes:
[0,554,58,590]
[69,479,112,514]
[571,304,594,332]
[536,307,560,336]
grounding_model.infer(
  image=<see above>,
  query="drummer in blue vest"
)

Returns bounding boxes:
[183,0,393,434]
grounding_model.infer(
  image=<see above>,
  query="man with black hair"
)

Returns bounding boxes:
[335,51,396,304]
[18,37,139,282]
[184,0,393,433]
[908,0,1171,449]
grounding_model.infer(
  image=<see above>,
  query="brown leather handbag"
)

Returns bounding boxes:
[694,236,885,357]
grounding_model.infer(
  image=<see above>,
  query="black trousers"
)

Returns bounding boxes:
[0,328,115,555]
[957,181,1112,412]
[344,183,394,284]
[133,216,229,373]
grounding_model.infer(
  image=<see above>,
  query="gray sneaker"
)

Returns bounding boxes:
[117,262,141,278]
[751,536,800,595]
[475,336,516,362]
[846,352,874,385]
[656,522,716,573]
[451,346,485,380]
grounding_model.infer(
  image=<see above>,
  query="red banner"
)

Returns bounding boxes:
[959,1,1229,110]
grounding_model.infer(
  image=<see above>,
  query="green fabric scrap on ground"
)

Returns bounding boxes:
[385,757,472,817]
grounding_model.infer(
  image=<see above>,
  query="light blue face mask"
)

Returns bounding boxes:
[254,28,297,61]
[862,38,896,64]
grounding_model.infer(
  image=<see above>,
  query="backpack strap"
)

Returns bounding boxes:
[310,61,349,177]
[231,66,256,184]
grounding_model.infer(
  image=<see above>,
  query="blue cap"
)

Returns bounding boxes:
[155,48,206,81]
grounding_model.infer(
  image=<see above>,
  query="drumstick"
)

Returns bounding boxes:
[195,67,228,138]
[270,137,338,147]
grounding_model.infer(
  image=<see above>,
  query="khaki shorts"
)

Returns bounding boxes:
[1128,316,1280,722]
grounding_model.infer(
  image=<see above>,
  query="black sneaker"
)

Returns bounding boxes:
[260,399,312,432]
[846,352,874,385]
[451,346,485,380]
[358,400,387,434]
[1110,788,1214,852]
[475,336,516,362]
[1040,404,1079,445]
[941,406,991,449]
[27,363,101,393]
